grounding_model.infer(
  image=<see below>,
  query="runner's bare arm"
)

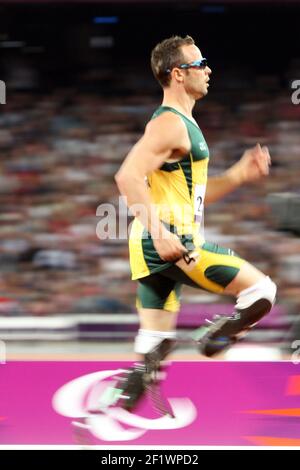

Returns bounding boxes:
[115,112,189,260]
[205,144,271,204]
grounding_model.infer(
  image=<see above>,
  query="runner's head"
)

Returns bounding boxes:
[151,35,212,99]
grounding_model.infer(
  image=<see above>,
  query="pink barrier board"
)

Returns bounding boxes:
[1,361,300,446]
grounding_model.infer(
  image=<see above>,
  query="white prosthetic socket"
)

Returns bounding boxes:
[115,329,177,413]
[236,276,277,311]
[200,276,277,357]
[134,329,177,355]
[134,329,177,379]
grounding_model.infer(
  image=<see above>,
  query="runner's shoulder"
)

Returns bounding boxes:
[145,111,187,140]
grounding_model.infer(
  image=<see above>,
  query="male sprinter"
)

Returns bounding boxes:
[114,35,277,412]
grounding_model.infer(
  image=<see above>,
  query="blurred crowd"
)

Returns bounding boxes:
[0,83,299,317]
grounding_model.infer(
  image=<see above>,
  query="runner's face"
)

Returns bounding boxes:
[180,45,212,99]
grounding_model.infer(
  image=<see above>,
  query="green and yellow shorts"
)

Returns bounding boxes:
[136,241,246,313]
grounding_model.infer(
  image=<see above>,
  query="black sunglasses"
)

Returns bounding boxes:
[165,58,208,74]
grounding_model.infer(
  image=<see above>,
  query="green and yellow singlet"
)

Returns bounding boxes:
[129,105,209,280]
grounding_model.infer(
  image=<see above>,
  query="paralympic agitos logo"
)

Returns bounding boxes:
[52,369,197,442]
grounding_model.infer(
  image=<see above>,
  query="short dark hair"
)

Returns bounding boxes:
[151,35,195,88]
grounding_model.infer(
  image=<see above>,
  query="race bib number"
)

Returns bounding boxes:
[194,184,205,222]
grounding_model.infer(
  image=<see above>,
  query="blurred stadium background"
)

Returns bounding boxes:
[0,0,300,361]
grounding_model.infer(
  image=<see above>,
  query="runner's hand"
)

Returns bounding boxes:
[153,231,188,262]
[236,143,271,183]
